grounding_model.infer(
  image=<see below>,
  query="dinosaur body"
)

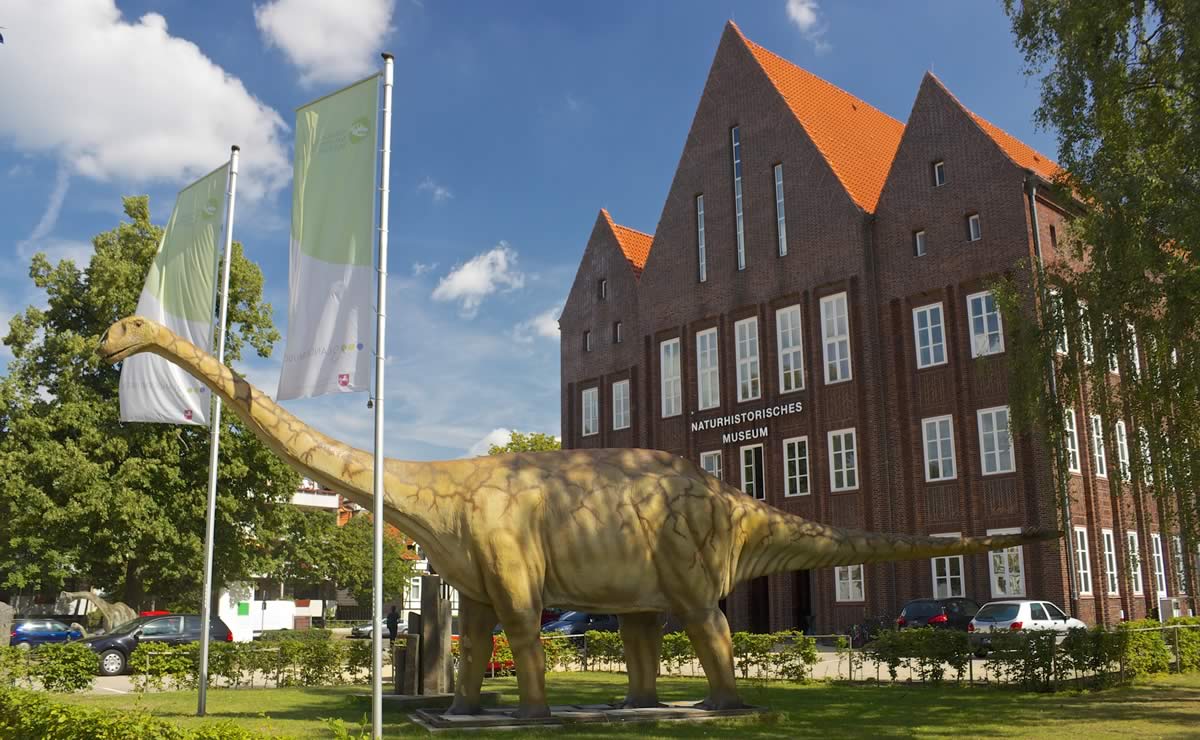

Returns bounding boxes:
[98,316,1057,716]
[59,591,138,633]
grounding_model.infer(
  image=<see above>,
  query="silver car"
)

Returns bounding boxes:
[968,600,1087,656]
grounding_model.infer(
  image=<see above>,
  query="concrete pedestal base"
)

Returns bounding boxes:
[351,691,501,712]
[411,701,767,732]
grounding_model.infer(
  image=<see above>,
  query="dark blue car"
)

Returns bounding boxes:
[9,619,83,649]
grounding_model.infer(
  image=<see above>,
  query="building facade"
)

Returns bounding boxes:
[559,22,1198,633]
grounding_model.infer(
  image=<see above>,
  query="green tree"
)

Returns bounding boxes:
[487,430,561,455]
[0,196,298,609]
[325,514,415,607]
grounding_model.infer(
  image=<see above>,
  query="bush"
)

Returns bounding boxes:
[30,643,97,693]
[768,630,819,682]
[731,631,775,679]
[660,632,694,676]
[1117,619,1172,676]
[131,644,198,692]
[583,630,623,670]
[256,628,331,642]
[0,647,30,689]
[1167,617,1200,672]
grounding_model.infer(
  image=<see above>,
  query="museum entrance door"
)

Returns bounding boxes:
[749,576,771,633]
[793,570,812,632]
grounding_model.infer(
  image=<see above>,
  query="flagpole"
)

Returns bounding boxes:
[371,54,394,740]
[198,145,239,717]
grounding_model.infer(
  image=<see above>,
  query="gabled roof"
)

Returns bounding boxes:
[732,21,905,213]
[601,209,654,279]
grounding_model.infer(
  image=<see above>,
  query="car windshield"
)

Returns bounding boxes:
[558,612,588,622]
[975,603,1020,622]
[903,602,940,618]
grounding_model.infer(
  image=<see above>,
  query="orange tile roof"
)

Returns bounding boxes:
[967,111,1060,180]
[733,22,905,213]
[601,209,654,279]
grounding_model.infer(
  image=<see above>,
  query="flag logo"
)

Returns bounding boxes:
[349,117,371,142]
[338,373,350,387]
[183,409,193,421]
[203,198,221,219]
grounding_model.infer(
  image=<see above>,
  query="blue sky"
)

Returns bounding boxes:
[0,0,1057,461]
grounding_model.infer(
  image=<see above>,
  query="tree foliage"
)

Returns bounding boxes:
[487,430,561,455]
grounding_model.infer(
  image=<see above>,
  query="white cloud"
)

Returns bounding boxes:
[15,163,71,256]
[465,428,513,458]
[513,305,561,343]
[431,243,525,318]
[7,163,33,178]
[0,1,289,200]
[255,0,396,86]
[417,177,453,203]
[565,94,583,113]
[412,261,437,277]
[785,0,832,54]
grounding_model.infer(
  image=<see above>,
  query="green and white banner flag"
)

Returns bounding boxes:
[119,164,229,425]
[277,74,380,400]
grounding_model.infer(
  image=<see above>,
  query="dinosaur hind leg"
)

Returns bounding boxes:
[681,607,745,710]
[617,612,664,708]
[446,595,498,715]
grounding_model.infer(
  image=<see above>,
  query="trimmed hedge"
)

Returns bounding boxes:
[580,629,820,682]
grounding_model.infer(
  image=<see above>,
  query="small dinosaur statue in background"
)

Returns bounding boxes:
[98,316,1058,717]
[59,591,138,633]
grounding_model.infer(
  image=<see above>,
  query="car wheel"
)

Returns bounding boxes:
[99,649,126,676]
[15,642,31,651]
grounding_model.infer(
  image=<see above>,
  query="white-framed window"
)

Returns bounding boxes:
[731,126,745,270]
[1151,533,1167,597]
[696,328,720,411]
[1079,300,1095,364]
[696,195,707,283]
[967,213,982,241]
[581,387,598,437]
[1115,420,1130,481]
[977,406,1014,475]
[1102,529,1120,596]
[598,279,607,299]
[1074,527,1093,595]
[584,330,592,352]
[987,527,1026,597]
[613,321,622,344]
[922,415,957,482]
[835,564,865,602]
[1090,414,1107,479]
[1050,289,1068,355]
[1127,531,1144,595]
[933,160,946,187]
[1105,319,1121,374]
[1065,409,1081,473]
[774,163,787,257]
[1128,322,1141,376]
[735,317,761,402]
[1171,536,1187,595]
[776,305,804,393]
[611,380,630,431]
[741,443,765,500]
[967,291,1004,357]
[828,428,859,492]
[931,533,965,599]
[914,229,927,257]
[783,436,810,497]
[700,450,722,480]
[1139,426,1154,485]
[913,302,946,369]
[660,338,681,418]
[820,293,852,383]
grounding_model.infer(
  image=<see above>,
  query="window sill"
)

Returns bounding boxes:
[980,470,1017,477]
[831,487,860,494]
[824,377,853,386]
[915,361,949,372]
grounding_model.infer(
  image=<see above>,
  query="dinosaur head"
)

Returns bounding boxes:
[97,316,162,364]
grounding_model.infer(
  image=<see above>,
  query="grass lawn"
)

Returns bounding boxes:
[59,671,1200,738]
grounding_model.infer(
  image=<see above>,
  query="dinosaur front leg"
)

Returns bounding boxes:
[681,607,745,710]
[446,595,498,715]
[486,536,551,719]
[617,612,664,708]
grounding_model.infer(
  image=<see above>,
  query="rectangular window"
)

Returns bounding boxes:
[1152,533,1167,596]
[1172,536,1187,594]
[1127,531,1144,595]
[598,279,607,299]
[1106,318,1121,374]
[967,291,1004,357]
[914,229,927,257]
[732,127,745,270]
[1102,529,1120,596]
[774,163,787,256]
[828,428,859,492]
[1115,421,1130,481]
[1079,300,1095,364]
[1064,409,1081,473]
[933,160,946,187]
[583,331,592,353]
[696,195,706,283]
[696,328,720,411]
[700,450,722,480]
[1139,426,1154,485]
[835,564,865,602]
[977,406,1014,475]
[1074,527,1093,595]
[931,534,965,599]
[612,380,630,431]
[922,415,957,482]
[820,292,852,383]
[1091,414,1107,478]
[987,527,1026,597]
[735,317,761,402]
[581,387,598,437]
[913,303,946,368]
[1128,322,1141,376]
[741,443,765,500]
[613,321,622,344]
[660,338,681,418]
[776,305,804,393]
[967,213,982,241]
[783,436,810,497]
[1051,289,1068,355]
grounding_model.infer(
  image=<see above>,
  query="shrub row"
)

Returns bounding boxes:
[0,643,98,693]
[580,629,821,681]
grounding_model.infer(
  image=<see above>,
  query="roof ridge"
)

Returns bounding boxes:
[597,209,654,280]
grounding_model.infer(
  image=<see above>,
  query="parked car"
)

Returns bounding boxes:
[9,619,83,649]
[351,621,405,639]
[540,612,618,635]
[80,614,233,676]
[896,598,980,631]
[968,600,1087,656]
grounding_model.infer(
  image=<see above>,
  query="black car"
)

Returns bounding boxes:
[80,614,233,676]
[896,598,980,630]
[540,612,619,635]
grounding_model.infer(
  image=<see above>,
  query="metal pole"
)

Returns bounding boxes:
[198,145,239,716]
[371,53,394,740]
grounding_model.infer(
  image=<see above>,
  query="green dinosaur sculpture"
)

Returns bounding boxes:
[98,316,1057,717]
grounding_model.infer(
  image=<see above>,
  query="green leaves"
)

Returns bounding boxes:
[486,430,561,455]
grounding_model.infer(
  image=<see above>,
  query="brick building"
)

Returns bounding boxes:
[558,22,1198,633]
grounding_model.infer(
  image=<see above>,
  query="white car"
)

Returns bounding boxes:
[968,600,1087,656]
